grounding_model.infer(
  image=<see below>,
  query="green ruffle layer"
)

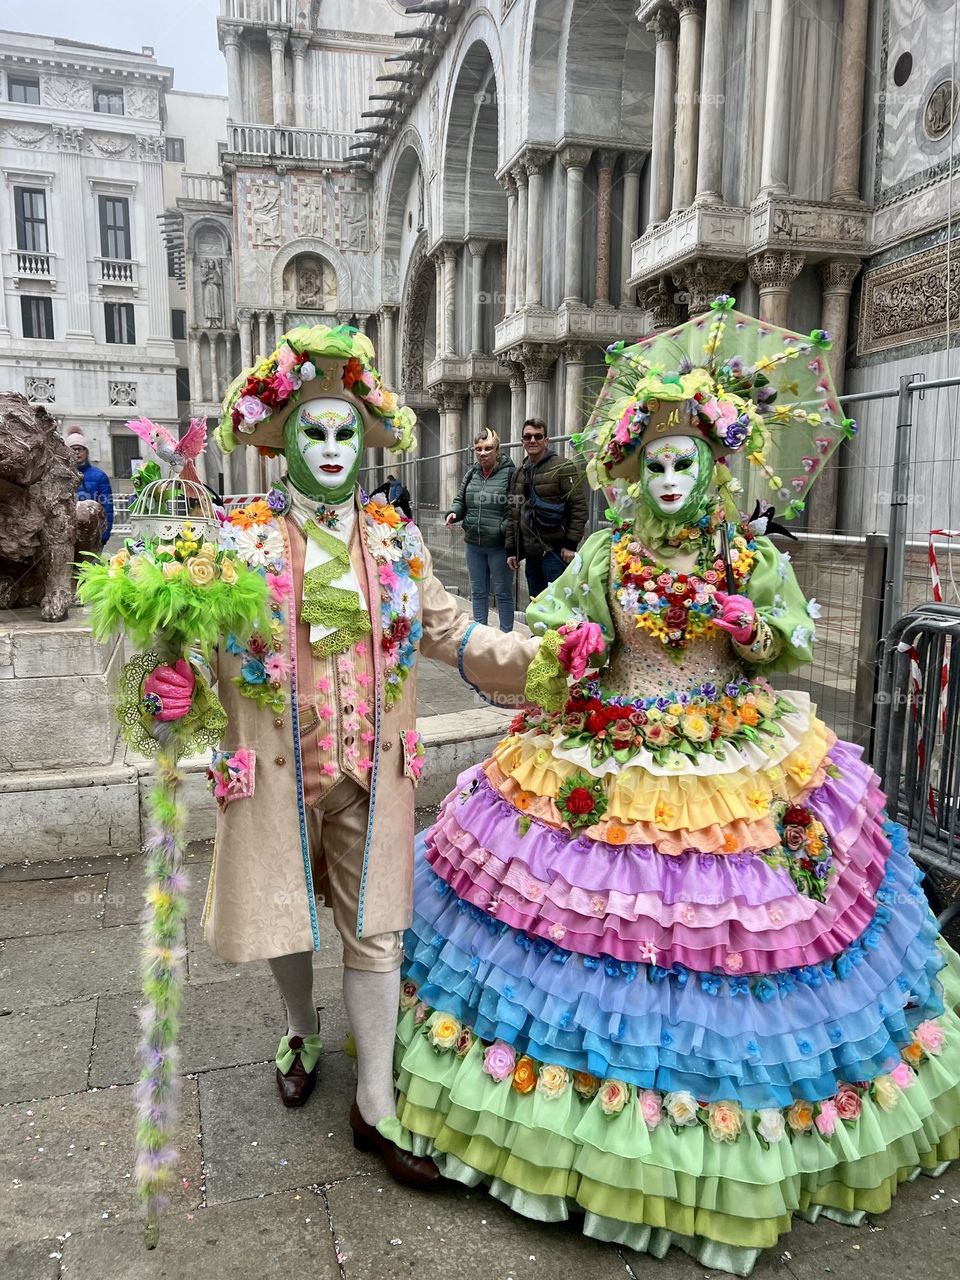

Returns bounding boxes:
[393,947,960,1272]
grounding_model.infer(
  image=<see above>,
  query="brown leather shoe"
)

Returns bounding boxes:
[275,1036,319,1108]
[349,1102,441,1190]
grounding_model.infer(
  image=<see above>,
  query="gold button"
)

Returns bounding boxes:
[382,740,393,751]
[274,755,286,766]
[273,717,284,729]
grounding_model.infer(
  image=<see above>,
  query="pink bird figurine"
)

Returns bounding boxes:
[126,416,208,470]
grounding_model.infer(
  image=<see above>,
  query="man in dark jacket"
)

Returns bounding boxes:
[369,472,413,519]
[505,417,587,598]
[67,427,113,543]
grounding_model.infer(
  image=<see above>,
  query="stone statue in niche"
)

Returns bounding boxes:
[299,183,324,237]
[201,258,225,326]
[250,182,281,247]
[339,191,369,251]
[0,395,104,622]
[296,256,337,311]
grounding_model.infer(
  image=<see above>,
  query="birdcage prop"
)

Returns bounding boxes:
[128,475,220,544]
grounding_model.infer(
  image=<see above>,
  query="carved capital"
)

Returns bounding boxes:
[467,238,488,260]
[639,277,683,330]
[559,144,593,171]
[673,0,705,19]
[565,343,589,365]
[621,151,645,177]
[520,342,558,382]
[820,257,861,296]
[289,34,309,59]
[434,382,466,413]
[595,149,620,173]
[647,8,679,42]
[672,257,746,315]
[523,148,552,178]
[221,24,243,50]
[469,380,494,400]
[136,134,164,163]
[498,170,518,197]
[236,306,252,323]
[267,26,288,53]
[748,249,805,293]
[53,124,84,153]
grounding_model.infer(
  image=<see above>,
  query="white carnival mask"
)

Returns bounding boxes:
[641,434,700,516]
[293,399,362,496]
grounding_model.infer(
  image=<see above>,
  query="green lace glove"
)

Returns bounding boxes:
[523,629,568,712]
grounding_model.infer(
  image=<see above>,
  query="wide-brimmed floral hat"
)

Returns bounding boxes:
[215,324,416,456]
[576,296,856,519]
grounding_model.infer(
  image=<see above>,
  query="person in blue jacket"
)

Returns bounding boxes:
[66,427,113,543]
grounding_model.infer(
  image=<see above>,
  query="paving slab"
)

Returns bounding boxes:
[323,1173,632,1280]
[89,975,286,1087]
[0,874,108,940]
[59,1190,342,1279]
[0,925,141,1010]
[0,1077,201,1247]
[0,1239,62,1280]
[0,998,98,1105]
[0,853,131,884]
[786,1204,960,1280]
[199,1052,371,1205]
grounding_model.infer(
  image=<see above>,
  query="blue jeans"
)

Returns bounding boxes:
[464,542,515,632]
[524,550,565,600]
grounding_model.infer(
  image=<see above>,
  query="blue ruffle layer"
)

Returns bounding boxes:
[403,823,945,1109]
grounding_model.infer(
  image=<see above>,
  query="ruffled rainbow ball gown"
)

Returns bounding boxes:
[394,521,960,1274]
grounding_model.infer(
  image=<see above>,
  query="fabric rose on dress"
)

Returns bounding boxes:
[639,1089,662,1131]
[756,1109,785,1145]
[512,1056,537,1094]
[664,1091,699,1127]
[872,1074,900,1112]
[572,1071,600,1099]
[237,395,270,424]
[834,1084,862,1121]
[536,1064,570,1100]
[890,1061,915,1091]
[707,1100,743,1142]
[915,1020,945,1054]
[815,1099,838,1136]
[454,1027,474,1058]
[786,1100,815,1133]
[598,1080,629,1116]
[428,1014,461,1051]
[399,979,418,1011]
[483,1041,516,1082]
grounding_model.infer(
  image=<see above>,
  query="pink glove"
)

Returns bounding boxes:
[142,660,196,721]
[557,621,605,681]
[712,591,757,644]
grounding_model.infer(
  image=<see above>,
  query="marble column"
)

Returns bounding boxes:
[257,311,269,359]
[237,307,253,368]
[54,126,93,340]
[267,27,287,127]
[524,151,549,308]
[647,7,678,225]
[273,309,285,346]
[806,258,861,532]
[560,145,592,306]
[748,250,804,325]
[563,345,588,452]
[433,252,444,356]
[436,383,466,506]
[513,163,528,312]
[672,0,704,213]
[508,368,525,443]
[290,35,308,129]
[469,380,493,437]
[673,257,745,314]
[498,242,507,321]
[759,0,795,194]
[521,343,557,423]
[595,150,618,307]
[189,333,204,406]
[222,27,243,122]
[441,244,458,357]
[831,0,869,202]
[468,239,487,354]
[620,154,643,302]
[379,305,396,385]
[695,0,729,202]
[139,138,171,348]
[500,172,518,315]
[212,335,223,398]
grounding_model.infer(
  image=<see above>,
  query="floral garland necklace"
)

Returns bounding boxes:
[611,520,757,656]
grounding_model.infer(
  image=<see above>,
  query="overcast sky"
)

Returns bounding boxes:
[2,0,227,95]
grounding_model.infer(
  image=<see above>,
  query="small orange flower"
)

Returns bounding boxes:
[512,1055,537,1094]
[228,507,255,530]
[605,822,627,846]
[721,832,739,853]
[365,500,403,528]
[408,555,424,578]
[738,704,760,726]
[719,712,741,734]
[343,356,364,387]
[514,791,534,812]
[245,499,275,525]
[572,1071,600,1099]
[902,1040,923,1066]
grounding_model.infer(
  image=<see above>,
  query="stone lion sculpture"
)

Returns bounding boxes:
[0,392,105,622]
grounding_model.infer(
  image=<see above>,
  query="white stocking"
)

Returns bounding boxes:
[268,951,318,1040]
[342,965,400,1126]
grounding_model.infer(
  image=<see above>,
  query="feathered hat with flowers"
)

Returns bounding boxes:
[215,324,416,457]
[575,296,856,520]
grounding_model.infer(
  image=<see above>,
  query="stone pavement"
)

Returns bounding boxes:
[2,841,959,1280]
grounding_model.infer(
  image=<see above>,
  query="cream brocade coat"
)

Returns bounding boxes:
[201,500,538,963]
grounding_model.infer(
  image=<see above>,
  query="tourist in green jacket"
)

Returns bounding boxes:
[445,428,516,631]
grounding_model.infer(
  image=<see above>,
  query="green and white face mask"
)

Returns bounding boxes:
[640,434,712,525]
[284,399,364,504]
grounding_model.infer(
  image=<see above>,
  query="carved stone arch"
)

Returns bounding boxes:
[399,234,436,392]
[381,130,428,305]
[189,218,231,257]
[269,237,352,311]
